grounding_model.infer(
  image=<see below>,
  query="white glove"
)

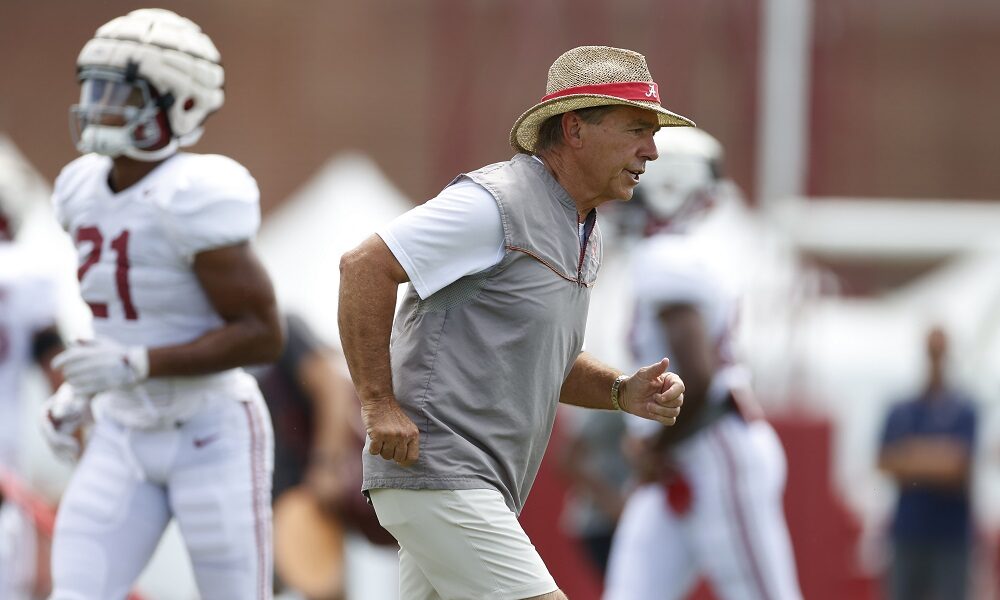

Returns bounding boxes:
[39,383,92,462]
[52,338,149,396]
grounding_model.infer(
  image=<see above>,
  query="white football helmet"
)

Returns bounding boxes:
[636,127,724,233]
[70,9,224,161]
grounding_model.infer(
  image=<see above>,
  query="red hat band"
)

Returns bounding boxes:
[540,81,660,104]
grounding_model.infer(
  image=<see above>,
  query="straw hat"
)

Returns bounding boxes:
[510,46,695,154]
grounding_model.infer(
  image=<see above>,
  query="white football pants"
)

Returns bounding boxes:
[604,415,802,600]
[49,391,274,600]
[0,499,37,600]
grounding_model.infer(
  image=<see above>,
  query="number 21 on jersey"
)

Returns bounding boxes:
[76,225,138,320]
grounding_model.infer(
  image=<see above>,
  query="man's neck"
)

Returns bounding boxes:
[535,150,600,219]
[109,155,168,193]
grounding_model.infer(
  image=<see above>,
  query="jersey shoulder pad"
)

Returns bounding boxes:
[165,154,259,210]
[51,154,109,230]
[159,154,261,260]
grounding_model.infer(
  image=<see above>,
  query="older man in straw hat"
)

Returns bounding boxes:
[339,45,692,599]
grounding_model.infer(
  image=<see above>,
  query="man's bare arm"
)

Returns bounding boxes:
[560,352,684,426]
[338,234,419,466]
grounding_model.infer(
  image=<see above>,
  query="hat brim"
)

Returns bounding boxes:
[509,94,696,154]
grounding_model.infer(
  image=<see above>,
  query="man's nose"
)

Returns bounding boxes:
[641,135,658,161]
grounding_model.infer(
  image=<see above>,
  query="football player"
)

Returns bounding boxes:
[603,128,803,600]
[0,153,64,600]
[47,9,283,599]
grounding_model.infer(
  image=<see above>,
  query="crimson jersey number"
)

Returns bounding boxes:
[76,226,139,320]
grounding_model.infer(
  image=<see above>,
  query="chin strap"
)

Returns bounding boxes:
[176,126,204,148]
[78,126,179,162]
[123,138,178,161]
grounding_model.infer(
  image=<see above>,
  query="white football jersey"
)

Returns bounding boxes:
[0,243,58,467]
[625,232,751,439]
[627,232,738,367]
[52,152,260,427]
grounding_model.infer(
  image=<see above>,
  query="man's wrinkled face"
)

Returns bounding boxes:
[577,106,660,204]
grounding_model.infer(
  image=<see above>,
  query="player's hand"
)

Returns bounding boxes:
[39,383,92,462]
[619,358,684,426]
[52,338,149,395]
[362,396,420,467]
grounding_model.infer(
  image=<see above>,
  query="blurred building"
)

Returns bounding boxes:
[3,0,998,213]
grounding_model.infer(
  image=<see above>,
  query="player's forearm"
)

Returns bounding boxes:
[559,352,621,410]
[337,247,399,405]
[147,313,284,377]
[33,326,66,390]
[141,242,284,377]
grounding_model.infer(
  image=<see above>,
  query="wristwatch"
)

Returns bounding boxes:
[611,374,628,411]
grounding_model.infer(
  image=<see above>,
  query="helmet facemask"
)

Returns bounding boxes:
[70,65,177,162]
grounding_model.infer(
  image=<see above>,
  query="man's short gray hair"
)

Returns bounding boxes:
[533,106,618,153]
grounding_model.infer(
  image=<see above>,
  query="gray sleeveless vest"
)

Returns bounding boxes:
[362,154,602,513]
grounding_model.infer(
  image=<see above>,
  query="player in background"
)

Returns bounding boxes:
[0,173,64,600]
[46,9,283,599]
[603,128,803,600]
[255,313,395,599]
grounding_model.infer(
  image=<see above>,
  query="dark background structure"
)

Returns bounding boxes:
[4,0,996,216]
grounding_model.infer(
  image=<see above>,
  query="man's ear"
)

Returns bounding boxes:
[562,112,585,148]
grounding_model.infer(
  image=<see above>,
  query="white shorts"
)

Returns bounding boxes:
[369,488,558,600]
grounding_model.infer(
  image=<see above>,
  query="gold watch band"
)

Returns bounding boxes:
[611,374,628,411]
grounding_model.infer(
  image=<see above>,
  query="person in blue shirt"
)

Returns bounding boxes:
[878,325,977,600]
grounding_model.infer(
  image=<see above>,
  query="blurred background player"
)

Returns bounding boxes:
[0,170,64,600]
[603,127,802,600]
[877,325,977,600]
[254,313,394,600]
[556,408,628,578]
[45,9,283,599]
